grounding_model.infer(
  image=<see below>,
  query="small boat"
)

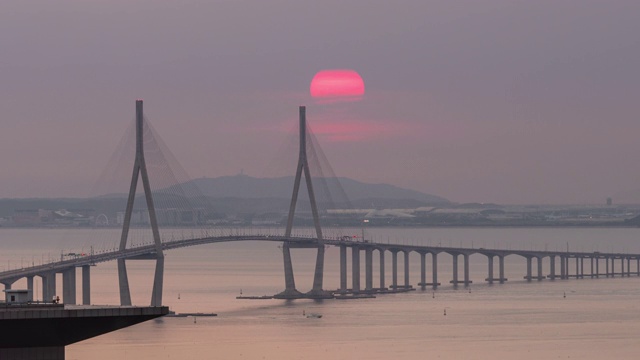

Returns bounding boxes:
[303,310,322,318]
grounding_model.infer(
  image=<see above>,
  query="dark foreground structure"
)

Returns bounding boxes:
[0,304,168,360]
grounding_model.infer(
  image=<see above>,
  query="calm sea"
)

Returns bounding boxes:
[2,227,640,360]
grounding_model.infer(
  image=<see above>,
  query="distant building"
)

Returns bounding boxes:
[116,208,206,226]
[4,289,30,304]
[12,209,43,226]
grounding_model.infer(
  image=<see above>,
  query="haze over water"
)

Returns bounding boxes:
[3,1,640,204]
[2,227,640,359]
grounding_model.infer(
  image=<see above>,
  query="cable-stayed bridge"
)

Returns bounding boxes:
[1,101,640,307]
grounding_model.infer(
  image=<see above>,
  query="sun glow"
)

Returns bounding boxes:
[310,69,365,102]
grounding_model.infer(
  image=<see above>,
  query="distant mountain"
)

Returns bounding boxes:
[184,175,449,205]
[0,175,449,220]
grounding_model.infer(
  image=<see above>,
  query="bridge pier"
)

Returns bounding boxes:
[606,257,611,277]
[391,250,399,289]
[62,267,76,305]
[463,254,470,287]
[537,256,543,280]
[41,272,56,302]
[449,253,470,287]
[627,257,631,276]
[596,257,600,277]
[117,259,132,305]
[352,246,360,293]
[26,276,34,302]
[525,257,532,281]
[620,257,624,277]
[549,256,556,280]
[379,250,386,289]
[416,252,439,289]
[404,251,411,289]
[432,253,439,289]
[274,243,303,299]
[590,257,594,278]
[339,245,347,293]
[499,255,505,283]
[419,252,426,289]
[487,255,494,284]
[82,265,91,305]
[365,248,373,291]
[628,257,631,276]
[451,254,459,285]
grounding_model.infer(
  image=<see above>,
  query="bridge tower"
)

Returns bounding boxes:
[277,106,330,299]
[117,100,165,306]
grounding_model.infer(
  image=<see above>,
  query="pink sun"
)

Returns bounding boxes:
[310,69,365,101]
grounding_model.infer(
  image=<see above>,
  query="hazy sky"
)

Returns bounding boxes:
[1,0,639,204]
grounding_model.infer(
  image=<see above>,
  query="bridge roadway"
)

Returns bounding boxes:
[1,235,639,303]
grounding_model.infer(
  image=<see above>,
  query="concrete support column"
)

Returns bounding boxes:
[365,248,373,291]
[420,252,426,289]
[590,257,594,278]
[487,255,494,284]
[82,265,91,305]
[499,256,505,284]
[580,257,584,279]
[537,257,543,280]
[351,246,360,293]
[627,258,631,276]
[575,257,579,279]
[117,258,132,305]
[452,254,459,285]
[339,245,347,293]
[596,257,600,277]
[404,251,410,288]
[432,253,439,289]
[281,243,298,297]
[463,254,470,287]
[606,257,610,277]
[27,276,34,302]
[637,258,639,276]
[560,256,566,279]
[43,272,56,302]
[550,256,556,280]
[526,257,532,281]
[379,250,385,289]
[41,275,49,302]
[62,267,76,305]
[391,251,398,289]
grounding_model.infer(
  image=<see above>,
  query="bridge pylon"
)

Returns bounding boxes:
[275,106,332,299]
[117,100,165,306]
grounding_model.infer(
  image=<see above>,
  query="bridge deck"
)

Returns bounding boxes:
[1,234,638,284]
